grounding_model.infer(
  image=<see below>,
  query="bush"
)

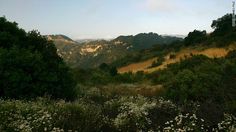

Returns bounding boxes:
[153,54,236,115]
[111,96,156,131]
[0,98,106,132]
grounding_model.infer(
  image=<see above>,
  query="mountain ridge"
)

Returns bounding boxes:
[46,33,183,68]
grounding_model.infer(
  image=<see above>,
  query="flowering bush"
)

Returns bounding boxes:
[0,99,54,132]
[0,98,104,132]
[112,96,156,131]
[216,114,236,131]
[162,113,205,131]
[0,97,235,131]
[161,113,236,131]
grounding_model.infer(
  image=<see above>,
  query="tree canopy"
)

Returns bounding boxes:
[211,14,236,36]
[184,30,207,46]
[0,17,76,100]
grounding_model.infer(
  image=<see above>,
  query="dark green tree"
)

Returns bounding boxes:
[99,63,110,72]
[184,30,207,46]
[0,17,76,100]
[211,14,236,36]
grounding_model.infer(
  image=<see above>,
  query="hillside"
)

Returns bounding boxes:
[117,14,236,74]
[46,34,78,45]
[118,44,236,73]
[47,33,182,68]
[1,7,236,132]
[113,32,182,50]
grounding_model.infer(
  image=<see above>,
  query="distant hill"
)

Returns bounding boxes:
[76,39,110,44]
[46,33,183,68]
[46,34,77,44]
[114,32,182,50]
[116,14,236,73]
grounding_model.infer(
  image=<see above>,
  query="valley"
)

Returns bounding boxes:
[46,33,182,68]
[1,3,236,131]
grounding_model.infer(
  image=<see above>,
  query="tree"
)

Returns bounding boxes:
[184,30,207,46]
[211,14,236,36]
[0,17,76,100]
[99,63,110,72]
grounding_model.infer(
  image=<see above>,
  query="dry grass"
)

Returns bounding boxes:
[118,57,157,73]
[118,44,236,73]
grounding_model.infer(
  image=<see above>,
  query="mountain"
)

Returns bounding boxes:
[46,33,183,68]
[76,39,109,44]
[114,32,182,50]
[163,34,186,39]
[46,34,77,44]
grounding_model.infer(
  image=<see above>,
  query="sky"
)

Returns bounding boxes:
[0,0,233,39]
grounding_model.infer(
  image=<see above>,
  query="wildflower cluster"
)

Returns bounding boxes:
[0,98,104,132]
[162,113,205,131]
[0,97,235,131]
[215,114,236,131]
[113,96,156,131]
[0,99,54,132]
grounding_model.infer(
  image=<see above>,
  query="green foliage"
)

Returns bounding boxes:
[73,65,147,86]
[110,66,118,76]
[111,41,180,69]
[111,52,144,68]
[133,14,236,50]
[99,63,118,76]
[114,32,182,50]
[149,57,165,68]
[208,14,236,46]
[73,67,113,86]
[0,17,76,100]
[184,30,207,46]
[0,98,105,132]
[147,53,236,125]
[153,54,236,112]
[211,14,236,36]
[1,97,235,131]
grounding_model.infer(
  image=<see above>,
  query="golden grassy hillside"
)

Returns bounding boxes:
[118,57,157,73]
[118,44,236,73]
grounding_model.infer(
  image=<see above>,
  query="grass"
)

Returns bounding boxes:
[118,44,236,73]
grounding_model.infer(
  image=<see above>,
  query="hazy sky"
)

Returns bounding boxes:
[0,0,233,39]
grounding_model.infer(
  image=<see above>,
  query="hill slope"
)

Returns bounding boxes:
[47,33,182,68]
[118,43,236,73]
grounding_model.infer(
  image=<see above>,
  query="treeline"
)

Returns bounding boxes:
[73,63,146,86]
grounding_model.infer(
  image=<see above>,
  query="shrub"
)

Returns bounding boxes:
[149,57,165,68]
[0,98,106,132]
[112,96,156,131]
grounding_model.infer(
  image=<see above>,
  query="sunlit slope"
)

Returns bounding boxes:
[118,44,236,73]
[118,57,157,73]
